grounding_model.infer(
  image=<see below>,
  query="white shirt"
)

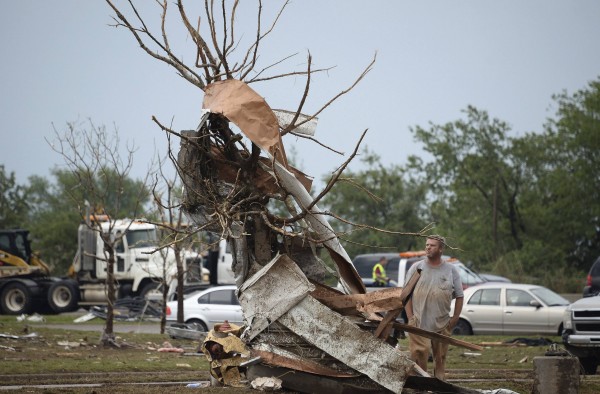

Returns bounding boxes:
[405,260,464,332]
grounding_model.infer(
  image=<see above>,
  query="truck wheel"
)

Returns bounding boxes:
[580,357,598,375]
[48,280,80,314]
[1,282,34,315]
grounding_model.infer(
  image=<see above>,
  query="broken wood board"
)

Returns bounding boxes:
[309,279,345,299]
[357,297,403,314]
[392,323,483,351]
[478,341,527,347]
[400,268,421,304]
[374,269,421,339]
[278,295,415,393]
[374,308,402,339]
[315,286,404,311]
[313,286,403,321]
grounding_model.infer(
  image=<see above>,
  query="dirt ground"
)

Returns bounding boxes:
[1,318,598,393]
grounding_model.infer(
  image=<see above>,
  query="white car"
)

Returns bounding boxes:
[450,282,570,335]
[166,285,243,331]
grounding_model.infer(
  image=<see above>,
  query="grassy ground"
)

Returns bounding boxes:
[1,315,598,393]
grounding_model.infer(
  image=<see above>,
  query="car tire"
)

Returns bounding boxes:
[579,356,598,375]
[186,318,208,332]
[452,319,472,335]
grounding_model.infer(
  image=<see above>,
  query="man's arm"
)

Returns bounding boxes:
[449,296,463,329]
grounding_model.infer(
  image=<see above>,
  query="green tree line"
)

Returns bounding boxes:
[1,77,599,292]
[0,166,150,275]
[323,77,600,292]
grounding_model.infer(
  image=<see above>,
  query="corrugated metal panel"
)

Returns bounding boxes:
[239,254,315,341]
[279,295,414,393]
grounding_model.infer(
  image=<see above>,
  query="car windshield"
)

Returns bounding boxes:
[455,263,486,287]
[126,229,158,248]
[530,287,570,306]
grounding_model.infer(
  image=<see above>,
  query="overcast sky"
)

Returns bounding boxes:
[2,1,599,191]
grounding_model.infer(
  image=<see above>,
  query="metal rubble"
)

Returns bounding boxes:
[178,79,487,393]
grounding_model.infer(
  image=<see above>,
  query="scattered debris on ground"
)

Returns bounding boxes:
[0,332,38,339]
[503,338,556,346]
[16,314,45,323]
[166,323,207,341]
[88,298,162,321]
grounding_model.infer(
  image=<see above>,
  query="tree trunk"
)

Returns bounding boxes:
[176,252,185,323]
[103,243,116,345]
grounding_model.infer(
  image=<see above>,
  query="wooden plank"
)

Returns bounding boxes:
[358,297,404,314]
[399,269,421,304]
[392,322,484,351]
[374,269,421,339]
[478,341,526,347]
[316,287,404,310]
[374,308,402,339]
[313,287,401,320]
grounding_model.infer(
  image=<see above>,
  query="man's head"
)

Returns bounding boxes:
[425,235,445,260]
[379,256,388,265]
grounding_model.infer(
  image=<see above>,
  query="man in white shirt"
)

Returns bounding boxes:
[404,235,464,380]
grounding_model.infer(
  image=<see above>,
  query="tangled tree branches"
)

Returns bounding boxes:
[105,0,381,245]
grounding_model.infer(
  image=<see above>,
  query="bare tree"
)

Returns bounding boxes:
[102,2,440,391]
[104,0,378,245]
[49,120,151,346]
[148,149,202,333]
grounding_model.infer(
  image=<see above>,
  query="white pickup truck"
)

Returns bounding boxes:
[562,294,600,374]
[350,251,485,291]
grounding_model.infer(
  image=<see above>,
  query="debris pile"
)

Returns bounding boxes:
[178,79,481,393]
[103,3,484,391]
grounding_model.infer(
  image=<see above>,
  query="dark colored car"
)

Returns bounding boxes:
[480,273,512,283]
[583,256,600,298]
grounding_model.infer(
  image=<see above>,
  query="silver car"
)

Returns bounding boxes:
[450,282,570,335]
[166,285,243,331]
